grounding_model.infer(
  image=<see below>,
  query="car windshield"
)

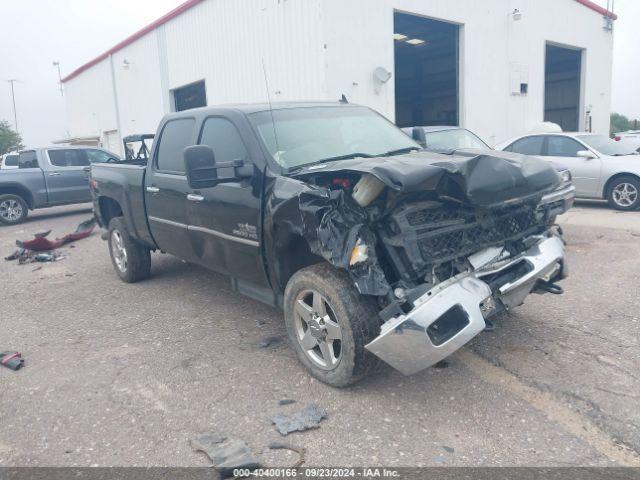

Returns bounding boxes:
[577,135,639,156]
[248,106,420,169]
[424,129,489,151]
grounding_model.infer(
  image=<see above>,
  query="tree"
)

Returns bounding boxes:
[610,112,640,136]
[0,120,24,156]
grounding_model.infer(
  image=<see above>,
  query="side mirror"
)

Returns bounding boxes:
[412,127,427,148]
[184,145,252,189]
[576,150,596,159]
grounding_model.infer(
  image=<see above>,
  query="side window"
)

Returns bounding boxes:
[48,149,90,167]
[156,118,195,173]
[86,149,116,164]
[4,155,18,166]
[546,136,583,157]
[18,151,39,169]
[199,117,249,162]
[509,136,545,156]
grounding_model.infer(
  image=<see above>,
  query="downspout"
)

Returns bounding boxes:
[108,54,124,154]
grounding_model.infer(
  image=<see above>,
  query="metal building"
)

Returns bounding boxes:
[61,0,617,154]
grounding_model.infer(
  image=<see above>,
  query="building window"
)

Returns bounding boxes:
[173,80,207,112]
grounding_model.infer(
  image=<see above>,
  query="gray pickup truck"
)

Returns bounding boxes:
[0,146,120,225]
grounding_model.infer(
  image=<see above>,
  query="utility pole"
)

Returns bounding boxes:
[7,79,18,132]
[52,61,63,96]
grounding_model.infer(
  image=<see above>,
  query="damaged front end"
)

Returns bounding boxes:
[292,151,574,376]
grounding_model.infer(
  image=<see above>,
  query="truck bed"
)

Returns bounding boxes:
[91,163,155,247]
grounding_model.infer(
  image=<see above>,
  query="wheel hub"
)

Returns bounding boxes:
[0,200,22,221]
[613,183,638,207]
[308,316,326,340]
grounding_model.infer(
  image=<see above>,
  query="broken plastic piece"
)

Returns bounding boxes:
[16,218,96,252]
[0,351,24,371]
[349,239,369,266]
[271,403,328,436]
[190,434,261,478]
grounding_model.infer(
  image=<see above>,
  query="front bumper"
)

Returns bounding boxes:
[365,235,566,375]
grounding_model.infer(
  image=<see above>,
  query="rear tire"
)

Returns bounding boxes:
[606,176,640,211]
[0,194,28,225]
[284,263,381,387]
[108,217,151,283]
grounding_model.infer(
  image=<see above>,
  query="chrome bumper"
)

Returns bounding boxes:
[365,235,566,376]
[540,184,575,211]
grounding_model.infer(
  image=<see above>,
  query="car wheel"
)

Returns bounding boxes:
[0,194,28,225]
[284,263,381,387]
[606,176,640,211]
[108,217,151,283]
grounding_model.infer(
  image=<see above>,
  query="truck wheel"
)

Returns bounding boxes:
[607,176,640,211]
[284,263,381,387]
[0,194,28,225]
[108,217,151,283]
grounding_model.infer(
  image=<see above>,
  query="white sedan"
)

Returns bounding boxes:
[496,132,640,211]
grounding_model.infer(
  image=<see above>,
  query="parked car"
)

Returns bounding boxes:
[1,152,19,170]
[0,146,121,225]
[404,126,574,189]
[613,130,640,152]
[496,132,640,211]
[91,102,572,387]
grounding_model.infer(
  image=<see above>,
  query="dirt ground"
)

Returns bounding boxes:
[0,201,638,467]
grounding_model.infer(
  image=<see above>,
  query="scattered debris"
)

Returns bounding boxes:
[433,455,445,464]
[255,319,266,327]
[5,249,65,265]
[278,399,296,406]
[190,434,261,478]
[259,335,283,348]
[15,218,96,252]
[1,351,24,371]
[442,445,455,453]
[271,403,328,436]
[268,442,306,467]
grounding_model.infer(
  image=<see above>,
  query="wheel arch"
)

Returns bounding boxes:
[98,196,124,227]
[0,184,35,209]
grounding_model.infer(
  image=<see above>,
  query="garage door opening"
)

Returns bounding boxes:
[544,44,582,131]
[394,12,459,128]
[173,80,207,112]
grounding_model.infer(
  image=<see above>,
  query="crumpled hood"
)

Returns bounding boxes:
[294,150,560,206]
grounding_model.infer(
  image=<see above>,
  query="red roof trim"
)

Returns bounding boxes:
[574,0,618,20]
[61,0,204,83]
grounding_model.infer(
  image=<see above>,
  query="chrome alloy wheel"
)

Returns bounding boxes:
[0,199,23,222]
[110,230,128,272]
[612,182,638,208]
[293,289,343,370]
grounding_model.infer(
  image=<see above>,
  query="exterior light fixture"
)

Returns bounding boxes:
[406,38,426,45]
[393,33,408,41]
[512,8,522,20]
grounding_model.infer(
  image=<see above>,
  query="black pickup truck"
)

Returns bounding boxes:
[91,102,575,387]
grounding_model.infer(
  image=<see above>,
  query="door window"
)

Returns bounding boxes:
[155,118,195,173]
[18,151,39,169]
[507,136,545,156]
[199,117,249,178]
[546,136,583,157]
[48,149,90,167]
[86,149,118,163]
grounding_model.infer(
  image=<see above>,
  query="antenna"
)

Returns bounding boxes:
[261,59,281,160]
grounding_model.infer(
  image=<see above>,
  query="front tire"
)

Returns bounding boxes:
[108,217,151,283]
[607,176,640,211]
[0,194,28,225]
[284,263,381,387]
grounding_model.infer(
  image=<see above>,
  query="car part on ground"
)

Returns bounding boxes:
[271,403,329,435]
[190,434,261,478]
[0,351,24,371]
[16,218,96,251]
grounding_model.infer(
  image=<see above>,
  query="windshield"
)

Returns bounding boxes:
[577,135,639,156]
[248,106,419,169]
[424,129,489,151]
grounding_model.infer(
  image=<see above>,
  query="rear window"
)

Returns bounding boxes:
[19,151,39,169]
[3,154,18,166]
[155,118,195,173]
[48,149,90,167]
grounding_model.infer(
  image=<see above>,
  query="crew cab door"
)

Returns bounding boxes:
[45,149,92,204]
[144,117,199,262]
[187,116,267,287]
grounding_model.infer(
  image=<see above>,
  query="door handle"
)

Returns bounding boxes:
[146,186,160,193]
[187,193,204,202]
[49,172,61,177]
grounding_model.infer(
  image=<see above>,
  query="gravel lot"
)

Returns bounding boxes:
[0,201,639,467]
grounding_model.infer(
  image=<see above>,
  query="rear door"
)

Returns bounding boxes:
[542,136,601,197]
[144,117,199,262]
[187,116,266,286]
[45,149,92,204]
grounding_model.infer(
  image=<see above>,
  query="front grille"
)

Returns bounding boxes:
[380,201,548,279]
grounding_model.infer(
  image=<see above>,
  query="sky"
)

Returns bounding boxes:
[1,0,639,148]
